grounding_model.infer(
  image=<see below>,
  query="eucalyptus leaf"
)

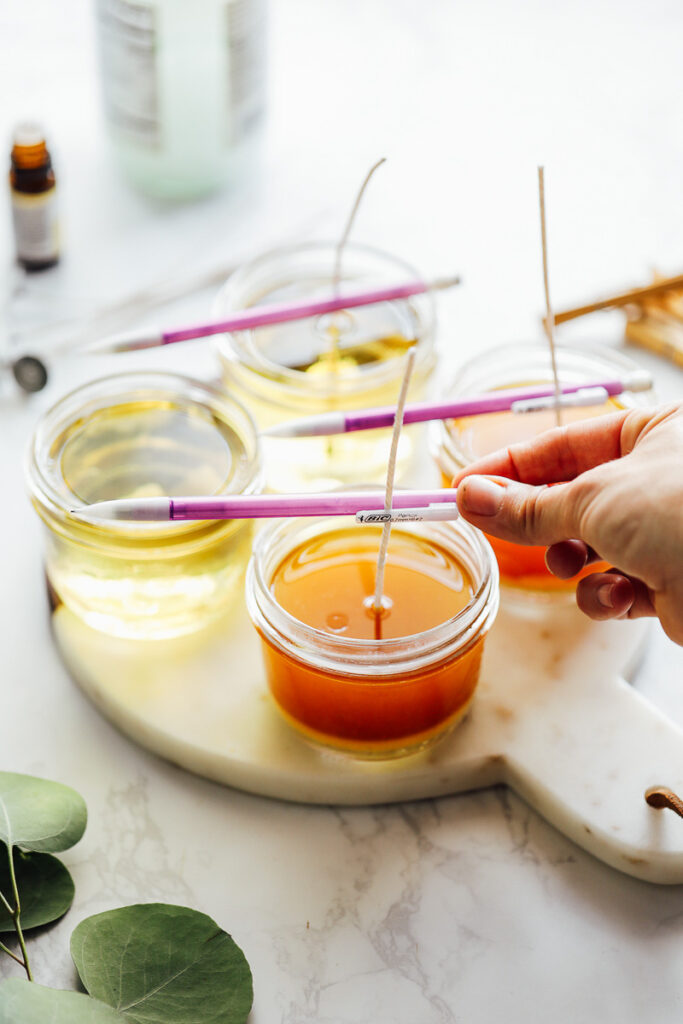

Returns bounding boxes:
[71,904,253,1024]
[0,845,74,932]
[0,772,87,853]
[0,980,127,1023]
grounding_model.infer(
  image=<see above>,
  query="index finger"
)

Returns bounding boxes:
[452,409,630,486]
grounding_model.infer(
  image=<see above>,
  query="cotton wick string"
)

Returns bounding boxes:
[645,786,683,819]
[332,157,387,295]
[327,157,387,457]
[372,346,417,613]
[538,166,563,428]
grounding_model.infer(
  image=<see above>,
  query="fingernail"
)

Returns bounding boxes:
[597,583,615,608]
[459,477,506,517]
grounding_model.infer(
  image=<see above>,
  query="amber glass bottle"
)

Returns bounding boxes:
[9,123,59,270]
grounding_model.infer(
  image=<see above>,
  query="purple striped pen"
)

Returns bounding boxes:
[70,489,460,524]
[263,371,652,437]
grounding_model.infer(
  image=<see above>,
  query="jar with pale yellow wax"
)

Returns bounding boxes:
[214,242,436,491]
[27,373,262,639]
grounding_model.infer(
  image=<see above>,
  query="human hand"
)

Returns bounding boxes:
[454,403,683,645]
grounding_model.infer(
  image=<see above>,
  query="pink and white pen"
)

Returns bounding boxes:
[70,489,461,524]
[90,276,460,353]
[263,371,652,437]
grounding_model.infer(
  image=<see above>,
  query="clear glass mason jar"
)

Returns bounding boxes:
[246,513,499,758]
[27,372,262,639]
[214,242,437,491]
[431,342,655,597]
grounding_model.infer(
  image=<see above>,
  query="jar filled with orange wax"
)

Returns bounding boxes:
[246,513,499,758]
[431,343,654,597]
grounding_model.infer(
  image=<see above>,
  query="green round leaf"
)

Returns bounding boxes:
[71,904,254,1024]
[0,772,87,853]
[0,845,75,933]
[0,980,127,1024]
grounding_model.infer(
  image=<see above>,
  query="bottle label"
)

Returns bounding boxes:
[226,0,267,144]
[96,0,160,147]
[11,189,59,262]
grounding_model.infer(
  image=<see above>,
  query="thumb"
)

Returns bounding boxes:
[456,475,586,547]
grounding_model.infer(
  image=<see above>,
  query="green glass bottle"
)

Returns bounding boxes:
[95,0,267,199]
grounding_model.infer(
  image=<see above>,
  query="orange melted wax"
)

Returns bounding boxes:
[260,527,484,754]
[446,398,622,591]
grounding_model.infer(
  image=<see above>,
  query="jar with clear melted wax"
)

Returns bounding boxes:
[431,343,654,598]
[214,242,436,491]
[247,514,498,758]
[27,372,262,639]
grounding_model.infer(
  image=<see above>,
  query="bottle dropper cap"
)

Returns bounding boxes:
[12,121,46,148]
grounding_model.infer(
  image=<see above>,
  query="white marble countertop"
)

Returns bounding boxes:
[3,1,683,1020]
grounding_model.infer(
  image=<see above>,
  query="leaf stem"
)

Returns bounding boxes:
[0,886,14,916]
[5,844,32,981]
[0,939,25,967]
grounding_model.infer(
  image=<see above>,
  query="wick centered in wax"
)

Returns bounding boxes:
[372,346,416,612]
[363,594,393,619]
[315,310,355,340]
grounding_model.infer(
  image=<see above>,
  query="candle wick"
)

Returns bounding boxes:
[327,157,387,459]
[372,346,417,620]
[332,157,387,296]
[538,166,562,428]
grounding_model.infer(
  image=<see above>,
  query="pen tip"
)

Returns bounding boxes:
[84,330,163,354]
[260,425,292,438]
[432,275,462,291]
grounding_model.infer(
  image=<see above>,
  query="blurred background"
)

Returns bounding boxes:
[4,0,683,384]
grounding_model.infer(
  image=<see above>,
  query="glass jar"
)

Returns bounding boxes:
[246,513,499,758]
[214,242,437,490]
[27,372,262,639]
[431,342,655,597]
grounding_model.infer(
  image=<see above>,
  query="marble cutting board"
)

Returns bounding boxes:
[52,597,683,884]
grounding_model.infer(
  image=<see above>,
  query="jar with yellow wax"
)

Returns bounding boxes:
[213,242,436,491]
[27,372,262,639]
[246,513,498,758]
[431,343,654,597]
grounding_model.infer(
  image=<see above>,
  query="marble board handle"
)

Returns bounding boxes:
[501,671,683,884]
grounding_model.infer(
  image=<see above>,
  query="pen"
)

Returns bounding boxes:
[70,489,461,523]
[90,276,460,353]
[263,372,652,438]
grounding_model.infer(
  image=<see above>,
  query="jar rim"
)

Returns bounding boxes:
[431,340,654,474]
[213,240,437,399]
[247,512,499,678]
[26,370,262,542]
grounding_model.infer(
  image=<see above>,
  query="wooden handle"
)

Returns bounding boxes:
[551,273,683,325]
[503,669,683,884]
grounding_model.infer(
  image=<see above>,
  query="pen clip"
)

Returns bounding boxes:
[511,386,609,414]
